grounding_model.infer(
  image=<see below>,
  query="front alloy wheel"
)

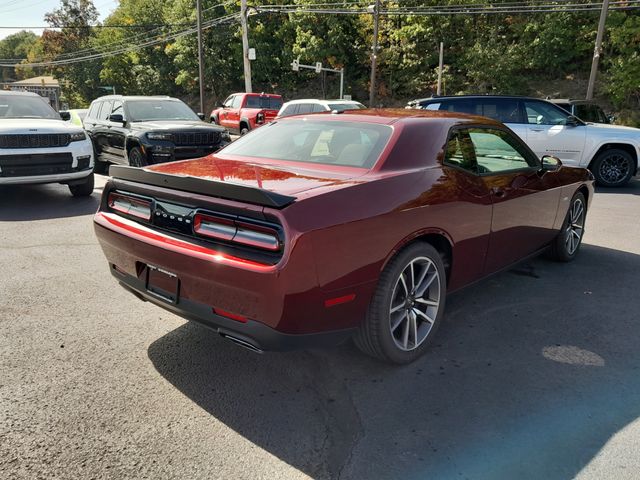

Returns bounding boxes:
[355,242,446,364]
[592,149,634,187]
[549,192,587,262]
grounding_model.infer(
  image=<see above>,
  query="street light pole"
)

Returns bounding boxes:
[196,0,205,114]
[240,0,253,93]
[368,0,381,107]
[586,0,610,100]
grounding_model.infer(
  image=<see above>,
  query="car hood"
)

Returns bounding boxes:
[130,120,224,131]
[0,118,84,134]
[144,155,365,196]
[585,122,640,137]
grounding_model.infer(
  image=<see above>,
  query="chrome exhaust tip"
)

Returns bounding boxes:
[219,333,264,354]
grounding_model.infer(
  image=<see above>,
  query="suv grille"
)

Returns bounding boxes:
[0,153,74,177]
[173,132,220,146]
[0,134,71,149]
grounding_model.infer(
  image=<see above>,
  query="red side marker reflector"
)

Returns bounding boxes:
[213,308,248,323]
[324,294,356,308]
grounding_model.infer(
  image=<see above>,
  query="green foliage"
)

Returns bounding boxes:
[0,31,40,81]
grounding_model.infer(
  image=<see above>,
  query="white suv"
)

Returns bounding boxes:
[408,95,640,187]
[277,99,366,118]
[0,91,94,196]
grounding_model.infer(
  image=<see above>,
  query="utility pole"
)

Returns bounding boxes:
[436,42,444,96]
[196,0,205,114]
[586,0,609,100]
[240,0,252,93]
[368,0,381,107]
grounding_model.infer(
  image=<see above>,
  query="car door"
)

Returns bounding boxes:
[518,99,587,167]
[461,126,562,274]
[218,95,236,129]
[106,100,127,162]
[92,101,112,159]
[227,95,243,131]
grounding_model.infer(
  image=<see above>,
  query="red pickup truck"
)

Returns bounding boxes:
[210,93,283,135]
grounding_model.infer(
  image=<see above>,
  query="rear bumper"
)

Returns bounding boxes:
[114,267,355,352]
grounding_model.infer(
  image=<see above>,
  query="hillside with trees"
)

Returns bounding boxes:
[1,0,638,125]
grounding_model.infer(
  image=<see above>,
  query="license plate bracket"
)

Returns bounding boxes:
[145,265,180,304]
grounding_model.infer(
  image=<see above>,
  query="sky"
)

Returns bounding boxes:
[0,0,119,41]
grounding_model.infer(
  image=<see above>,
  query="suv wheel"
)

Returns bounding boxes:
[68,173,94,197]
[128,146,145,167]
[591,148,634,187]
[240,125,250,136]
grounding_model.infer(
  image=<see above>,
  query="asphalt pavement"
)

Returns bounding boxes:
[1,175,639,479]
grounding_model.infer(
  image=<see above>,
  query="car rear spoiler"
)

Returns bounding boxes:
[108,165,296,209]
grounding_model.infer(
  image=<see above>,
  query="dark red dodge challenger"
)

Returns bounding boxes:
[94,110,594,364]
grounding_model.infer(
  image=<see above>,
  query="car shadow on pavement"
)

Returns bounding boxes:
[0,183,101,221]
[595,177,640,196]
[148,244,640,480]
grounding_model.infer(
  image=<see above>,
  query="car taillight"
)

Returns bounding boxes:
[107,192,152,220]
[193,212,280,251]
[256,112,265,124]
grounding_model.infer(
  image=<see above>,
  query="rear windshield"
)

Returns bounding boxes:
[0,94,59,119]
[220,119,392,168]
[245,96,283,110]
[327,102,366,112]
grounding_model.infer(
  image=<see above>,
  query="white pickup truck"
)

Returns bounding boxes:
[408,95,640,187]
[0,90,94,196]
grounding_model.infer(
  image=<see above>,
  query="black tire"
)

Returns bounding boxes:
[128,146,145,167]
[93,159,109,175]
[354,242,447,364]
[68,173,94,197]
[591,148,635,187]
[549,192,587,262]
[211,115,219,125]
[240,125,249,136]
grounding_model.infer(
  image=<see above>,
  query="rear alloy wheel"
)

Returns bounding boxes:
[592,149,634,187]
[355,242,446,364]
[549,192,586,262]
[240,125,249,136]
[68,173,94,197]
[128,146,145,167]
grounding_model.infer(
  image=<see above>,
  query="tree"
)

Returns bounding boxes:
[0,31,39,82]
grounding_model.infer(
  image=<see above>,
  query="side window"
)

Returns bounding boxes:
[423,102,440,111]
[297,103,314,114]
[477,98,523,124]
[444,129,477,174]
[281,104,298,117]
[98,101,112,121]
[523,100,569,125]
[311,103,325,113]
[110,100,124,120]
[87,102,100,120]
[439,99,474,115]
[222,96,234,108]
[468,128,536,173]
[231,95,243,109]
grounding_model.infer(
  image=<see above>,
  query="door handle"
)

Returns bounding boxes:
[529,128,544,132]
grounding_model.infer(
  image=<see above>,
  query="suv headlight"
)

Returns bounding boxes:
[69,131,86,142]
[147,132,174,141]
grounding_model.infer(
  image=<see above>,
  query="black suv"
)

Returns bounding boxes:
[84,95,231,171]
[546,99,612,124]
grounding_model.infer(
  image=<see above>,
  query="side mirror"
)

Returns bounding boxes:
[541,155,562,172]
[197,112,205,121]
[565,115,581,127]
[109,113,125,124]
[59,111,71,121]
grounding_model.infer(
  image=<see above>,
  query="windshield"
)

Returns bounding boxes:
[327,102,366,112]
[244,96,283,110]
[0,94,60,119]
[221,119,392,168]
[126,100,199,122]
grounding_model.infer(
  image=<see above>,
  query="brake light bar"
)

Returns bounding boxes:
[108,192,152,220]
[193,212,280,251]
